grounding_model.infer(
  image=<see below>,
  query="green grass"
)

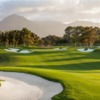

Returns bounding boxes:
[0,46,100,100]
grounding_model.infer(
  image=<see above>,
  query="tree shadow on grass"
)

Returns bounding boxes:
[45,49,100,62]
[17,61,100,71]
[46,57,87,62]
[0,52,18,65]
[1,48,100,71]
[13,49,100,61]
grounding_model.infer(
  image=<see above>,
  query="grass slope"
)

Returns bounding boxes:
[0,47,100,100]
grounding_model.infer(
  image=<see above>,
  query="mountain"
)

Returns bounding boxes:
[0,14,66,37]
[66,21,100,27]
[1,14,100,37]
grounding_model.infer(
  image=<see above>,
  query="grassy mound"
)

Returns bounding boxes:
[0,46,100,100]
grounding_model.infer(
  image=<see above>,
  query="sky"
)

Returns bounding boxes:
[0,0,100,23]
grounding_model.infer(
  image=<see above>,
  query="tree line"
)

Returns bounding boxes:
[64,26,100,48]
[0,28,40,47]
[0,26,100,48]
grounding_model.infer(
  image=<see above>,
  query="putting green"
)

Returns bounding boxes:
[0,47,100,100]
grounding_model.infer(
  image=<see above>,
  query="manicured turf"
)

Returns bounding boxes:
[0,46,100,100]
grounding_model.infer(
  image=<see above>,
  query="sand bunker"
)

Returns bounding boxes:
[4,48,19,52]
[77,48,95,52]
[0,76,43,100]
[18,50,32,53]
[54,48,67,51]
[4,48,32,53]
[0,72,63,100]
[97,46,100,48]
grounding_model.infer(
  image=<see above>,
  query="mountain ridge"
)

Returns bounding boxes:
[0,14,100,37]
[0,14,66,37]
[66,20,100,27]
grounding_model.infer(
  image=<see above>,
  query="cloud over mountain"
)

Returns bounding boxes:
[0,14,66,37]
[0,0,100,23]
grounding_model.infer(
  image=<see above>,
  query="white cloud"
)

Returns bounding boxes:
[76,0,80,5]
[0,0,100,23]
[17,7,33,13]
[78,18,100,23]
[80,7,100,14]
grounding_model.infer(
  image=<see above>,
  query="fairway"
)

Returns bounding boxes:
[0,47,100,100]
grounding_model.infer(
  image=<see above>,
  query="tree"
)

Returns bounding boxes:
[64,26,84,46]
[89,28,98,47]
[5,31,9,47]
[64,26,99,48]
[20,28,40,46]
[42,35,62,46]
[20,28,31,46]
[64,26,75,44]
[81,27,98,49]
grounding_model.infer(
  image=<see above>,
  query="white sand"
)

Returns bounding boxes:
[0,72,63,100]
[19,50,32,53]
[77,48,95,52]
[4,48,19,52]
[4,48,32,53]
[54,48,67,51]
[97,46,100,48]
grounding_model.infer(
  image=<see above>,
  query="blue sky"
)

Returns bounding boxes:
[0,0,100,23]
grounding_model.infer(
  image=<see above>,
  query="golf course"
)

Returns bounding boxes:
[0,0,100,99]
[0,46,100,100]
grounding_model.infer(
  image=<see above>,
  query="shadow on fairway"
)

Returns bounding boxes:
[18,61,100,71]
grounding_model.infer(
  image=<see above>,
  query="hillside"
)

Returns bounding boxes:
[0,14,66,37]
[66,21,100,27]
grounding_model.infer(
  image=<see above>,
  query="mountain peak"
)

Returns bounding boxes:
[9,14,18,17]
[8,14,23,17]
[2,14,28,22]
[0,14,66,37]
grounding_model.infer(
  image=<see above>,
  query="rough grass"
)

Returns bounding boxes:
[0,46,100,100]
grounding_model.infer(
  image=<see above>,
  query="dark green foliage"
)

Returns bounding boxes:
[0,28,40,47]
[64,26,99,46]
[41,35,65,46]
